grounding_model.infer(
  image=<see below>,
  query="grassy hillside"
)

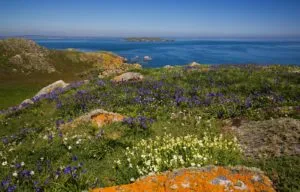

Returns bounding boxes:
[0,64,299,191]
[0,38,140,109]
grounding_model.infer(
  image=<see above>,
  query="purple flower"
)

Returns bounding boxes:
[20,170,31,178]
[123,116,154,129]
[63,166,72,174]
[1,179,10,187]
[48,134,53,142]
[7,185,16,192]
[56,119,64,128]
[1,137,9,145]
[58,131,63,138]
[96,80,106,87]
[15,163,21,169]
[245,97,252,108]
[72,156,78,161]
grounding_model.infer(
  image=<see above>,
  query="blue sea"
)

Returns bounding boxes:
[33,37,300,67]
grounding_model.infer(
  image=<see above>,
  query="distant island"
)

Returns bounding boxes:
[125,37,175,42]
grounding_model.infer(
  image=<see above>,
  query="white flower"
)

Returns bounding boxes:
[12,171,18,177]
[68,146,72,150]
[76,139,82,145]
[40,157,44,161]
[21,162,25,166]
[2,161,7,166]
[30,171,34,175]
[115,160,121,165]
[130,177,135,182]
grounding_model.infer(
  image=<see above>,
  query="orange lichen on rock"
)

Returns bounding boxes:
[91,113,125,127]
[91,166,275,192]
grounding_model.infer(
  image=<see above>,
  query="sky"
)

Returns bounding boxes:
[0,0,300,38]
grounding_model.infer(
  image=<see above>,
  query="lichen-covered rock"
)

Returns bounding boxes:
[91,113,125,127]
[112,72,144,83]
[61,109,125,130]
[35,80,69,97]
[92,166,275,192]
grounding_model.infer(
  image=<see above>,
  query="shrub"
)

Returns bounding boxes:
[114,133,242,183]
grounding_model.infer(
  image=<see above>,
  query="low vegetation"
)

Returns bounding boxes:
[0,53,299,191]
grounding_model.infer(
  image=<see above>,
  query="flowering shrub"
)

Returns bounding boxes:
[115,133,242,182]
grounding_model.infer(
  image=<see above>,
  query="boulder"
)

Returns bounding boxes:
[189,61,201,67]
[224,118,300,158]
[144,56,152,61]
[20,99,34,106]
[164,65,174,69]
[98,69,124,79]
[92,166,275,192]
[35,80,69,97]
[61,109,125,130]
[112,72,144,83]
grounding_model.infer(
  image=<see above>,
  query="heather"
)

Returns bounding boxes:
[0,64,299,191]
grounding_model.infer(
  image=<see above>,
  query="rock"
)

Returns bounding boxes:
[35,80,69,97]
[92,166,275,192]
[66,48,78,51]
[211,176,232,186]
[15,99,35,110]
[189,61,201,67]
[234,180,248,190]
[61,109,125,130]
[164,65,174,69]
[83,80,90,84]
[112,72,144,83]
[144,56,152,61]
[21,99,34,106]
[230,118,300,158]
[9,54,23,65]
[98,69,124,78]
[91,113,125,127]
[47,67,56,73]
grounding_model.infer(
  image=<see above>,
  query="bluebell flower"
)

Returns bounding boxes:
[7,185,16,192]
[72,156,78,161]
[63,166,72,174]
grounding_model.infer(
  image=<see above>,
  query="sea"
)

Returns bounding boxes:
[31,37,300,67]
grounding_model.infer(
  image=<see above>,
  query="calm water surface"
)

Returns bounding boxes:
[33,38,300,67]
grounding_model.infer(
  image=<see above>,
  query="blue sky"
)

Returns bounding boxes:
[0,0,300,38]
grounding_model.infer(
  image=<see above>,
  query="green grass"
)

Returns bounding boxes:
[0,64,299,191]
[0,82,42,109]
[245,156,300,192]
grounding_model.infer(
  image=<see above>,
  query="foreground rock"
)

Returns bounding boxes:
[35,80,69,97]
[112,72,144,83]
[61,109,125,130]
[225,118,300,158]
[92,166,275,192]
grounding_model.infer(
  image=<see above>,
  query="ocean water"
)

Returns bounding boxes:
[34,38,300,67]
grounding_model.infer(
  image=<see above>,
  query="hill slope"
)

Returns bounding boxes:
[0,38,140,109]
